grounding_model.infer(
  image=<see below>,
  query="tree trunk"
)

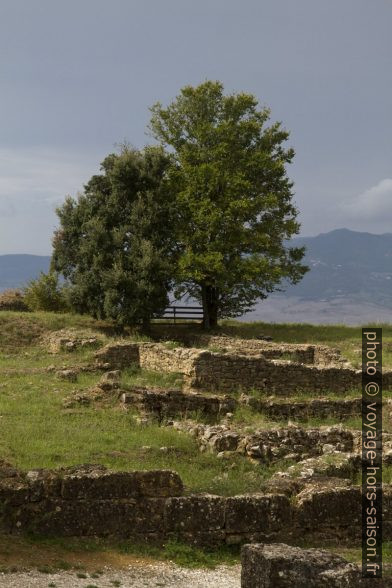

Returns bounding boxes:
[142,316,151,334]
[201,284,218,330]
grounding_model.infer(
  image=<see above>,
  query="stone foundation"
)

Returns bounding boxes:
[121,387,237,421]
[95,341,392,395]
[44,329,102,353]
[173,422,354,463]
[1,464,392,546]
[240,543,384,587]
[0,464,290,545]
[157,333,344,366]
[121,388,362,422]
[186,351,363,394]
[94,342,140,368]
[241,395,362,421]
[202,336,345,367]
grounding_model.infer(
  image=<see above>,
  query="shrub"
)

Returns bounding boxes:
[0,289,29,311]
[24,272,69,312]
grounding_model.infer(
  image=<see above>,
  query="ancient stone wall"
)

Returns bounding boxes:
[45,329,101,353]
[187,351,362,394]
[121,388,237,421]
[94,342,140,368]
[121,387,361,422]
[138,343,197,374]
[195,335,318,363]
[173,422,355,463]
[241,395,362,421]
[95,342,196,374]
[158,333,343,366]
[95,341,392,395]
[0,465,289,545]
[1,465,392,546]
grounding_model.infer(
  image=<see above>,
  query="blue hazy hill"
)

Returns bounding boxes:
[0,254,51,291]
[2,229,392,309]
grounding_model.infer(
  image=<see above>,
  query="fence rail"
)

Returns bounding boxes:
[154,306,204,324]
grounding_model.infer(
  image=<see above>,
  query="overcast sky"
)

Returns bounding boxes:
[0,0,391,255]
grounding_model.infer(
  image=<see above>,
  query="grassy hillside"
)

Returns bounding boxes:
[0,311,289,495]
[1,311,391,484]
[1,312,389,481]
[1,310,391,571]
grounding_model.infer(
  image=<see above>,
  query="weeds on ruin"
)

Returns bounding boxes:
[161,340,184,349]
[121,366,183,389]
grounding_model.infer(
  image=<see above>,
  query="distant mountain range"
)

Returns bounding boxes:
[0,254,50,290]
[2,229,392,324]
[250,228,392,324]
[283,228,392,306]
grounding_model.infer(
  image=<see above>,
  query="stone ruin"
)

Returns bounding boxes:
[155,332,345,365]
[93,339,392,395]
[88,338,390,432]
[1,461,392,553]
[172,421,355,463]
[121,387,237,422]
[19,328,389,583]
[241,543,390,587]
[44,329,102,353]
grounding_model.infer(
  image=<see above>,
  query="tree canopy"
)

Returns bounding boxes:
[52,145,175,327]
[52,81,307,328]
[149,81,308,327]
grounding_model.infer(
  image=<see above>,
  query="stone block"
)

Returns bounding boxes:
[165,495,225,533]
[20,497,165,537]
[295,486,361,532]
[0,478,31,506]
[61,469,183,500]
[94,343,140,368]
[226,494,291,535]
[241,543,362,587]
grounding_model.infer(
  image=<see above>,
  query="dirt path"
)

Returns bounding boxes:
[0,562,241,587]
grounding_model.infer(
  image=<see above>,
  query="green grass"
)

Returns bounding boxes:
[121,365,183,389]
[25,535,240,569]
[2,310,391,496]
[161,340,184,349]
[233,403,392,433]
[231,404,364,431]
[0,311,104,349]
[219,319,392,368]
[0,310,150,353]
[24,532,392,572]
[219,319,392,343]
[242,387,366,401]
[232,406,284,429]
[0,358,277,495]
[0,346,96,371]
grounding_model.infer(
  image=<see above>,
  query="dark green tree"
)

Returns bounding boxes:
[52,146,175,327]
[150,81,308,328]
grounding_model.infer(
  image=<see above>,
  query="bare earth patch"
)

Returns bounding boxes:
[0,562,241,588]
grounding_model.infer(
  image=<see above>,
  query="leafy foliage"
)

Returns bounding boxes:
[150,80,308,326]
[23,272,68,312]
[52,146,176,326]
[53,81,307,328]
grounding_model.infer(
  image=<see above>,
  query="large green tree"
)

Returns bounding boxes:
[150,81,308,328]
[52,146,175,327]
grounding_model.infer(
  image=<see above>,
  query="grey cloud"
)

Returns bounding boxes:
[340,179,392,222]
